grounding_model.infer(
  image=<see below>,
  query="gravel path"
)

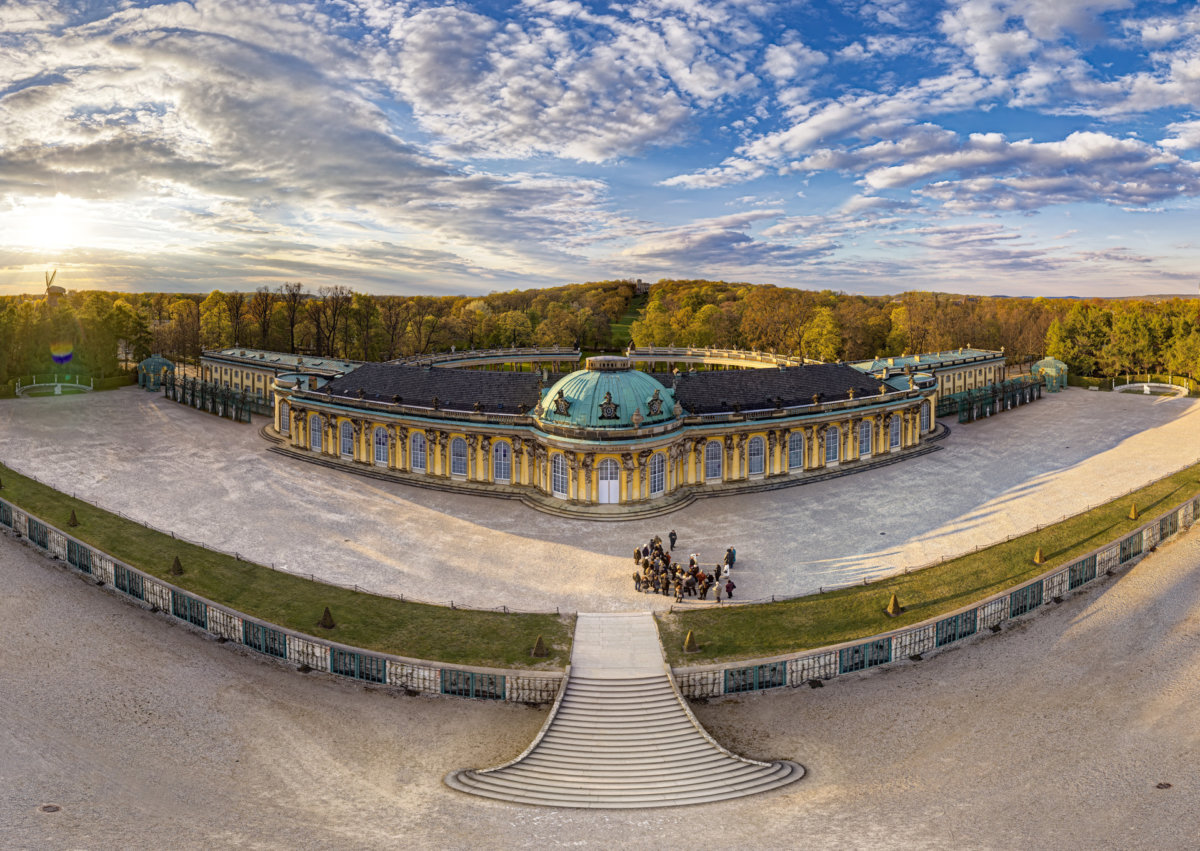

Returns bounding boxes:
[1,387,1198,614]
[4,518,1199,848]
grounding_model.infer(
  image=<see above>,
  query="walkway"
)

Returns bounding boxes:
[444,613,803,808]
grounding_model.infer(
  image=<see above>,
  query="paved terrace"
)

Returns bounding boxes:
[1,387,1198,613]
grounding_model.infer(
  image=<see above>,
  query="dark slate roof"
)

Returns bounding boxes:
[670,364,889,414]
[319,362,553,413]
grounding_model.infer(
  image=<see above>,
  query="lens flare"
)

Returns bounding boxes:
[50,342,74,365]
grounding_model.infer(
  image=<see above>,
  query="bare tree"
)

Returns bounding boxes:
[278,282,306,353]
[246,286,277,349]
[378,296,415,360]
[219,291,247,347]
[319,285,354,358]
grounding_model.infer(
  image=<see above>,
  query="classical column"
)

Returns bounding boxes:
[816,425,827,467]
[567,452,579,500]
[582,453,594,503]
[512,439,526,485]
[692,440,704,484]
[637,450,651,500]
[622,452,635,501]
[465,434,478,482]
[479,436,491,483]
[723,435,734,482]
[766,429,777,476]
[735,433,747,480]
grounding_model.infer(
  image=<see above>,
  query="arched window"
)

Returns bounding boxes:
[788,431,804,470]
[649,453,666,496]
[450,437,468,476]
[921,401,931,431]
[890,415,902,449]
[858,420,873,457]
[411,432,426,472]
[551,453,568,498]
[374,427,388,466]
[747,436,765,476]
[309,415,322,452]
[340,421,354,458]
[705,440,723,481]
[279,400,289,435]
[493,441,511,482]
[825,426,840,464]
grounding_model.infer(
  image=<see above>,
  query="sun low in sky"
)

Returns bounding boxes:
[0,0,1198,297]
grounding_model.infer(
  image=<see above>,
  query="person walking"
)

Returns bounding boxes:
[669,529,677,550]
[724,577,736,600]
[633,572,642,593]
[713,580,722,604]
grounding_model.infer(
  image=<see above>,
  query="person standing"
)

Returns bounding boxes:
[725,577,736,600]
[669,529,677,550]
[713,580,722,604]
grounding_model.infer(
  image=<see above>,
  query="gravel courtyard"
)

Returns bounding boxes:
[1,386,1198,612]
[4,513,1197,849]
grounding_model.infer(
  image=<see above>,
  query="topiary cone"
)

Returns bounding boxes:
[531,634,547,658]
[886,592,903,617]
[318,606,336,629]
[1034,548,1045,565]
[683,630,700,653]
[170,555,183,576]
[68,509,78,527]
[1129,502,1138,520]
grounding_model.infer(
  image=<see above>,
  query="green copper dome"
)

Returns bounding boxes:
[537,356,680,431]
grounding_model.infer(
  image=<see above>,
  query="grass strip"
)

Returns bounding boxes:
[609,293,647,350]
[659,462,1200,665]
[0,463,572,669]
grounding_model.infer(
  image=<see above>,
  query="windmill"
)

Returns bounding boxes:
[44,270,65,307]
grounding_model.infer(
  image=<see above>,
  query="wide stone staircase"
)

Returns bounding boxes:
[444,613,803,808]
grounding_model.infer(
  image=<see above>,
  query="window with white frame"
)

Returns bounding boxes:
[890,415,902,449]
[493,441,511,482]
[705,440,723,481]
[921,401,930,431]
[411,432,426,471]
[551,453,568,497]
[649,452,666,496]
[747,436,765,476]
[279,400,289,434]
[858,419,872,457]
[825,426,840,464]
[450,437,468,476]
[340,421,354,458]
[788,431,804,470]
[309,415,322,451]
[374,427,388,466]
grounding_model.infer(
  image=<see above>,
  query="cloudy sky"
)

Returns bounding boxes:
[1,0,1199,297]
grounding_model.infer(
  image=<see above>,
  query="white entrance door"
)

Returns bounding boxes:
[598,459,619,504]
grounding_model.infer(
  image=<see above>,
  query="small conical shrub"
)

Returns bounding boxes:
[68,509,78,527]
[170,555,183,576]
[1129,502,1139,520]
[1034,548,1045,565]
[683,630,699,653]
[318,606,336,629]
[886,592,903,617]
[531,634,547,658]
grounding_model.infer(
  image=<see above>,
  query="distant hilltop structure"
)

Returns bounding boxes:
[44,270,65,307]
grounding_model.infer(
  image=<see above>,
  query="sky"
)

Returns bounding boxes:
[1,0,1199,298]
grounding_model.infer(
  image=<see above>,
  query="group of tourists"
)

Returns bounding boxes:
[631,530,737,604]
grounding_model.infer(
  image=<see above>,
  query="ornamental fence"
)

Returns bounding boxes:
[0,462,559,617]
[673,494,1198,699]
[0,496,563,704]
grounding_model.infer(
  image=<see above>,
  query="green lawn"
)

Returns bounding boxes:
[0,463,572,668]
[658,463,1200,665]
[609,293,647,350]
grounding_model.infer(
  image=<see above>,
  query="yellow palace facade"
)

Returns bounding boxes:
[270,354,937,511]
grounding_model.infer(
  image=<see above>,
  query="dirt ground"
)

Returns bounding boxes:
[3,521,1198,849]
[1,386,1198,612]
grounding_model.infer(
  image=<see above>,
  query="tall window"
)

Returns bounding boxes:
[825,426,840,464]
[279,400,289,435]
[411,432,426,471]
[890,415,902,449]
[705,440,723,481]
[788,431,804,470]
[374,427,388,466]
[551,453,568,497]
[747,436,765,476]
[649,453,666,496]
[340,421,354,458]
[920,401,931,432]
[451,437,468,476]
[309,415,322,451]
[858,420,873,457]
[493,441,511,482]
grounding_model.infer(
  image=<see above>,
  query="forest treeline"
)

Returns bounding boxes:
[2,278,1198,386]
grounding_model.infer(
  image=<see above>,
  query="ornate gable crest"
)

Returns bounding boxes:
[552,389,571,416]
[598,390,620,420]
[646,389,663,416]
